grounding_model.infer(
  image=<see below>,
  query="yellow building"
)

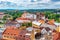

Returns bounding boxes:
[30,30,35,40]
[19,26,26,30]
[56,26,60,32]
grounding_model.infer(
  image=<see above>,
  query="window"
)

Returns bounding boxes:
[14,34,16,36]
[7,36,9,38]
[10,36,12,38]
[4,36,6,37]
[8,33,9,34]
[14,37,16,39]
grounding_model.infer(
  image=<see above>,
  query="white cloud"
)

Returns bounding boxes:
[0,0,60,9]
[39,0,51,3]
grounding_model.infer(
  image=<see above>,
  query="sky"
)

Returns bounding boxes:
[0,0,60,9]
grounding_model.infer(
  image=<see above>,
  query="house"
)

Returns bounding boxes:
[38,19,45,24]
[36,12,45,20]
[2,27,31,40]
[40,13,45,20]
[4,21,20,28]
[2,27,21,40]
[40,27,52,35]
[26,27,33,32]
[19,26,26,30]
[0,12,5,19]
[16,17,31,23]
[21,12,37,20]
[56,26,60,32]
[26,27,41,40]
[54,22,60,26]
[52,32,60,40]
[32,21,41,28]
[40,23,56,30]
[41,28,48,34]
[0,12,5,23]
[0,28,6,39]
[47,19,55,25]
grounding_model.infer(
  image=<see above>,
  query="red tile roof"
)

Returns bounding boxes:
[3,27,21,36]
[48,19,55,25]
[53,32,60,40]
[16,17,31,20]
[38,19,45,24]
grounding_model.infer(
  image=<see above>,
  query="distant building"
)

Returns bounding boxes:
[4,21,20,28]
[21,12,37,20]
[16,17,31,23]
[36,12,45,20]
[0,12,5,19]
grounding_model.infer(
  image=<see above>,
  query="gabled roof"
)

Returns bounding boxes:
[48,19,55,25]
[16,17,31,20]
[3,27,21,36]
[41,28,48,34]
[38,19,45,24]
[32,21,41,26]
[40,27,51,32]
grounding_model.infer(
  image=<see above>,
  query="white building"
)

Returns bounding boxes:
[32,21,41,28]
[0,28,6,38]
[54,22,60,26]
[21,13,37,20]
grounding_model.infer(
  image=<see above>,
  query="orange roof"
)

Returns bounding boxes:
[16,17,31,20]
[38,20,45,24]
[3,27,21,36]
[48,19,55,25]
[53,32,60,40]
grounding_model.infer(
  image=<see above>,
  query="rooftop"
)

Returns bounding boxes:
[16,17,31,20]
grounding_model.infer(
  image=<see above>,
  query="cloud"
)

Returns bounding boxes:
[0,0,60,9]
